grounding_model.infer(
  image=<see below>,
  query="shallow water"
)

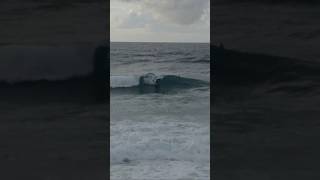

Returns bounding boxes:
[110,42,210,180]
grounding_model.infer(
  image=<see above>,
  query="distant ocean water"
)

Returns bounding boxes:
[110,42,210,180]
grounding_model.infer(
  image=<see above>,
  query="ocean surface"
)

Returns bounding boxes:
[110,42,210,180]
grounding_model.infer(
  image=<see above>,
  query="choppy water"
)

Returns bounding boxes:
[110,42,210,180]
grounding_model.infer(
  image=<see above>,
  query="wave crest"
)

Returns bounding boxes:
[111,73,208,89]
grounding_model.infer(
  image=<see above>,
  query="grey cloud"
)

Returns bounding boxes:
[118,11,152,28]
[117,0,209,25]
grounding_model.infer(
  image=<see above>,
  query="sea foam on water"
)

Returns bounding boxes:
[110,42,210,180]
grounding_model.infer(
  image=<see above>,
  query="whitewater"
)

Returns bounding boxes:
[110,42,210,180]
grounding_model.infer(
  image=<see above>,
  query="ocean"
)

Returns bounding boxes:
[110,42,210,180]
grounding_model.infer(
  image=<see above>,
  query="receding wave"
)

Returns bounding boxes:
[111,73,208,93]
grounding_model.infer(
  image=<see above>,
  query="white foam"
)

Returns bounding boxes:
[110,118,210,179]
[111,160,209,180]
[110,73,163,88]
[140,73,159,85]
[110,75,140,88]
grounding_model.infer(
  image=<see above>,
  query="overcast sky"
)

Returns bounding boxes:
[111,0,210,43]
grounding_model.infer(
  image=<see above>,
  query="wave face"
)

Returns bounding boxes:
[111,73,208,93]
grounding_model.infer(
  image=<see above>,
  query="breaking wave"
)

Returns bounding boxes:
[111,73,209,92]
